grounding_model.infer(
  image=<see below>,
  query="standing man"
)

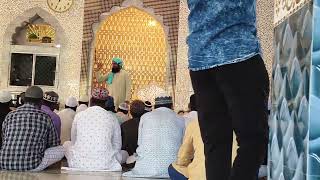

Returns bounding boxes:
[96,57,132,108]
[187,1,269,180]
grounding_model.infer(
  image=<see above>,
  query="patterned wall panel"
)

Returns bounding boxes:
[81,0,180,96]
[93,7,168,99]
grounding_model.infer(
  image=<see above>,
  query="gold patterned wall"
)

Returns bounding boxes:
[92,7,168,99]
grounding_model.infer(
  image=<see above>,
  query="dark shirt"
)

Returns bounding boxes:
[121,117,140,156]
[0,107,11,148]
[0,104,60,171]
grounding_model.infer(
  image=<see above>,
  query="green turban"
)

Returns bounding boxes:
[107,57,123,85]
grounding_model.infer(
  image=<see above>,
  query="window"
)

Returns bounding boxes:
[10,53,57,87]
[10,53,33,86]
[34,56,57,86]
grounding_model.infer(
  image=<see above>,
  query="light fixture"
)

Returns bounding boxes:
[148,20,157,27]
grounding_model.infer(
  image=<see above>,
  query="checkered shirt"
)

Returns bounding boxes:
[0,104,60,171]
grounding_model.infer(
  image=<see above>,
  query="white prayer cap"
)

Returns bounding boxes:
[155,93,172,106]
[66,96,78,107]
[0,91,12,103]
[79,95,89,102]
[76,104,88,113]
[118,102,129,111]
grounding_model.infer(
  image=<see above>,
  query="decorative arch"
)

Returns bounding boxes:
[3,7,65,45]
[1,7,66,90]
[88,0,173,100]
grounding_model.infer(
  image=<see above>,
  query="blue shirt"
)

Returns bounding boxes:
[187,0,261,71]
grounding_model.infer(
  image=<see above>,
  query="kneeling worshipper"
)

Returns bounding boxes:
[144,101,152,113]
[58,96,78,144]
[168,119,205,180]
[183,94,198,126]
[63,88,128,171]
[78,94,89,106]
[76,104,88,113]
[0,86,63,171]
[116,102,130,124]
[123,95,185,178]
[121,100,145,158]
[41,91,61,138]
[0,91,12,147]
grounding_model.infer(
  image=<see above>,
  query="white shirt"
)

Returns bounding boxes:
[123,107,185,178]
[65,106,122,171]
[58,108,76,144]
[115,112,130,124]
[183,111,198,126]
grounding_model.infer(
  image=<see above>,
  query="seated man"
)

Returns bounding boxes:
[123,95,184,178]
[121,100,145,156]
[116,102,130,124]
[58,97,78,144]
[168,95,205,180]
[0,86,63,171]
[76,104,88,113]
[169,120,205,180]
[183,94,198,126]
[63,88,127,171]
[144,101,152,113]
[78,94,89,106]
[41,91,61,138]
[0,91,12,147]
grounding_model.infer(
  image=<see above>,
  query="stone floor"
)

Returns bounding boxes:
[0,169,169,180]
[0,135,240,180]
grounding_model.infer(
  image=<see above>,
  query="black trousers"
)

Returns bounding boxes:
[190,55,269,180]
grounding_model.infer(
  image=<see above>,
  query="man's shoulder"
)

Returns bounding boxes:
[121,118,137,128]
[120,69,130,76]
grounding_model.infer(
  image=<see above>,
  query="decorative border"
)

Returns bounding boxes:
[274,0,312,26]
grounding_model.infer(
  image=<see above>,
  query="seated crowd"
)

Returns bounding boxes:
[0,86,204,179]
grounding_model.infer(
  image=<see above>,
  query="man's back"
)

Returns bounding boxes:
[121,117,140,155]
[187,0,260,70]
[124,107,184,178]
[67,106,122,170]
[0,104,59,171]
[58,108,76,144]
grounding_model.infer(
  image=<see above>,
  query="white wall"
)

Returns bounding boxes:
[0,0,84,102]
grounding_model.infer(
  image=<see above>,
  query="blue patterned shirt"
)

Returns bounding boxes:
[187,0,261,71]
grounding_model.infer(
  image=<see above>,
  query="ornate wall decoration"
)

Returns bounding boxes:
[80,0,180,98]
[274,0,312,25]
[92,6,168,99]
[134,83,166,105]
[26,24,55,43]
[0,1,84,103]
